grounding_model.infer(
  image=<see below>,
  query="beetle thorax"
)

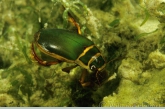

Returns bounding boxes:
[75,44,106,72]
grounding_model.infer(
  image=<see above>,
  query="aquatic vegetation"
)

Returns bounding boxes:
[139,6,150,27]
[0,0,165,107]
[134,29,158,40]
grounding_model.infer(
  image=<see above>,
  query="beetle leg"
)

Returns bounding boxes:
[79,69,91,87]
[31,43,60,66]
[68,17,81,35]
[95,70,109,86]
[62,65,78,73]
[96,71,101,86]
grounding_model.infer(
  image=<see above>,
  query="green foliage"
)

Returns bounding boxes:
[109,19,120,27]
[157,2,165,14]
[100,0,113,11]
[134,29,158,40]
[70,81,94,106]
[16,68,33,85]
[0,56,11,69]
[22,45,32,64]
[1,66,33,103]
[160,35,165,44]
[140,6,150,26]
[15,33,32,65]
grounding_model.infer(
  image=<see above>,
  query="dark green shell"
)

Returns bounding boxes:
[37,29,94,60]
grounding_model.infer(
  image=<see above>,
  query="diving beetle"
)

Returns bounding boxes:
[31,17,108,87]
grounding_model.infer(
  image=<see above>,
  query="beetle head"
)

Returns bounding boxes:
[89,55,106,72]
[89,55,107,85]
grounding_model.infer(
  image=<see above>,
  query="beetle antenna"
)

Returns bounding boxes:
[106,53,126,65]
[107,57,119,64]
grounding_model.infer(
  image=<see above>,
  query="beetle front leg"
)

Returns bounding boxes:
[31,43,60,66]
[79,69,92,87]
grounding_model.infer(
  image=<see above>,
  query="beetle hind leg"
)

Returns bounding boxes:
[68,17,81,35]
[31,43,60,66]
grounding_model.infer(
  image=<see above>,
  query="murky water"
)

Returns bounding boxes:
[0,0,165,107]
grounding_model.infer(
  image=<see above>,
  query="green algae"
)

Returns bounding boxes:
[0,0,165,107]
[103,67,165,107]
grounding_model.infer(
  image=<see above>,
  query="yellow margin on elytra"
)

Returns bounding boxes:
[34,31,98,70]
[88,53,106,71]
[34,32,74,63]
[75,45,95,70]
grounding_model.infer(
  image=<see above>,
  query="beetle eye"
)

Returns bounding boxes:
[90,65,96,71]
